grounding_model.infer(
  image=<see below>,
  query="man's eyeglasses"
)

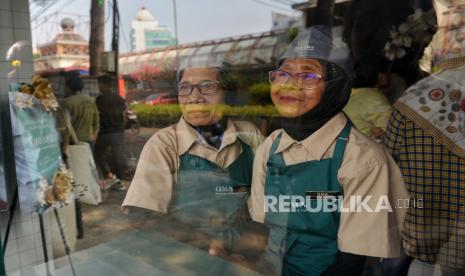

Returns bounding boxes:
[177,80,221,96]
[269,70,324,89]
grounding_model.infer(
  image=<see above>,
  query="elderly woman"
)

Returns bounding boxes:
[122,61,263,256]
[249,26,409,275]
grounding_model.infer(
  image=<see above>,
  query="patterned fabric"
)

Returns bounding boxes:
[429,1,465,71]
[385,109,465,269]
[395,68,465,158]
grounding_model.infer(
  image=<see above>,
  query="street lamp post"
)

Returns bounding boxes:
[172,0,179,70]
[112,0,120,94]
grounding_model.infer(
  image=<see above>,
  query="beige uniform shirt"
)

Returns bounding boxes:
[249,112,409,258]
[122,118,264,214]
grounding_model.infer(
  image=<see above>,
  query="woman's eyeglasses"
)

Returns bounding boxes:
[177,80,221,96]
[269,70,324,89]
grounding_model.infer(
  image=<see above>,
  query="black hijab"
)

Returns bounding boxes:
[275,26,353,141]
[280,63,352,141]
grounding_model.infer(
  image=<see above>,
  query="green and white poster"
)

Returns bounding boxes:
[9,91,62,213]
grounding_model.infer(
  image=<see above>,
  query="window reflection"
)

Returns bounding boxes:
[4,0,465,275]
[123,57,267,269]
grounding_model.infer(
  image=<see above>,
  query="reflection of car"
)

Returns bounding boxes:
[144,93,178,105]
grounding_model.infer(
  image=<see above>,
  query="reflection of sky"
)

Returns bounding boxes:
[30,0,300,54]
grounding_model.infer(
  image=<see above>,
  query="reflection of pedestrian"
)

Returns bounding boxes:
[385,2,465,273]
[95,74,129,190]
[343,1,438,275]
[64,76,99,146]
[386,73,465,276]
[343,61,393,139]
[55,105,78,165]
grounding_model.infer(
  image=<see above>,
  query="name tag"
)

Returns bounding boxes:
[215,186,250,194]
[305,191,341,200]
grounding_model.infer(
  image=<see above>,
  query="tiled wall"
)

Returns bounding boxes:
[0,0,34,93]
[0,1,53,275]
[0,210,53,275]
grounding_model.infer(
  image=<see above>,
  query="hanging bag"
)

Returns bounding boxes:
[64,111,102,205]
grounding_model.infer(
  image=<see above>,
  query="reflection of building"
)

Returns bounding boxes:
[34,18,88,72]
[120,30,290,77]
[272,12,303,30]
[120,25,347,102]
[130,7,174,52]
[120,29,290,102]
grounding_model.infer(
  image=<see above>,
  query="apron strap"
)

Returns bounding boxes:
[179,138,255,185]
[268,132,286,166]
[230,138,255,187]
[237,136,254,159]
[330,122,351,183]
[239,140,254,170]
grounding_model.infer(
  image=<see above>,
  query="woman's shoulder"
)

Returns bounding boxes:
[254,128,283,155]
[231,120,260,133]
[342,127,391,171]
[144,124,178,151]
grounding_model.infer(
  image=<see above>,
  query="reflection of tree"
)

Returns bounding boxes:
[129,62,177,91]
[249,82,271,104]
[89,0,105,76]
[129,65,161,82]
[286,27,300,43]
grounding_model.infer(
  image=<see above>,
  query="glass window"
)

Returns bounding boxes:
[229,38,257,66]
[250,36,278,66]
[3,1,460,275]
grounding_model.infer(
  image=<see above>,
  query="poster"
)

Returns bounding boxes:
[9,91,62,213]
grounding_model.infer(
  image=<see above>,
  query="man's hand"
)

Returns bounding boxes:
[371,127,385,139]
[209,239,228,256]
[209,239,248,266]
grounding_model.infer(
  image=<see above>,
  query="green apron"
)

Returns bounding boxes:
[169,139,254,249]
[263,123,351,276]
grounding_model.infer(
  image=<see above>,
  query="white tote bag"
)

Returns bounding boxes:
[66,142,102,205]
[63,109,102,205]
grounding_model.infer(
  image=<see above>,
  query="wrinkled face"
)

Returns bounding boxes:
[178,67,225,126]
[271,58,325,117]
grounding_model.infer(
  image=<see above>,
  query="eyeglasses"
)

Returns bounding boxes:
[177,80,221,96]
[269,70,324,89]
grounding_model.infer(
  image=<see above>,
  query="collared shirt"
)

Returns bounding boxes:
[385,109,465,269]
[344,87,393,136]
[122,118,264,214]
[64,94,99,142]
[249,112,409,258]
